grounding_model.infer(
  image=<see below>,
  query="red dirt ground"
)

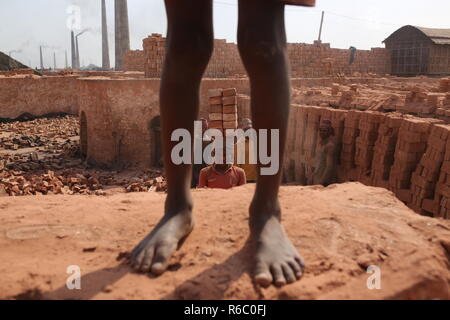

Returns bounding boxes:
[1,182,449,300]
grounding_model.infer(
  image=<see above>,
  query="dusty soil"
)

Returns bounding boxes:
[0,182,449,300]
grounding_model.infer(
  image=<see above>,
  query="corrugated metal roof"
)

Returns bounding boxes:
[415,26,450,44]
[384,25,450,45]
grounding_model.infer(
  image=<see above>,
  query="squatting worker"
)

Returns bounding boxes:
[129,0,316,288]
[197,150,247,189]
[308,119,337,186]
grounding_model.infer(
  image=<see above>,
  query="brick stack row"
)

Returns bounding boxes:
[370,114,403,189]
[434,137,450,219]
[143,34,166,78]
[123,50,146,72]
[339,110,363,181]
[208,88,238,133]
[388,118,439,203]
[205,40,246,78]
[354,112,384,184]
[412,124,450,216]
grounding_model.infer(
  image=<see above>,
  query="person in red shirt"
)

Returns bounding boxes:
[198,160,246,189]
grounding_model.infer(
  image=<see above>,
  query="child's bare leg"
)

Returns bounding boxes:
[130,0,213,275]
[238,0,305,287]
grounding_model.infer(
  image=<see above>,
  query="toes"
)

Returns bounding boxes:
[288,260,303,279]
[282,264,296,284]
[139,248,155,273]
[254,261,273,287]
[270,265,286,287]
[295,256,306,271]
[150,241,177,276]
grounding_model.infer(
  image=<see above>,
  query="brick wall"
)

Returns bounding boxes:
[274,103,450,218]
[141,34,390,78]
[123,50,146,72]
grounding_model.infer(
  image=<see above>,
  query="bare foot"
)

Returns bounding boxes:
[250,201,305,287]
[129,208,194,275]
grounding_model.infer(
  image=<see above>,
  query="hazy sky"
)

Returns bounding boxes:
[1,0,449,69]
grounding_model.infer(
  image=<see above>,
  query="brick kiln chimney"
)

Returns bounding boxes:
[114,0,130,71]
[39,46,44,70]
[75,36,80,69]
[53,52,57,70]
[102,0,111,70]
[71,31,76,69]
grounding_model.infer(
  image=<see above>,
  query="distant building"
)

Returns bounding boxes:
[384,25,450,76]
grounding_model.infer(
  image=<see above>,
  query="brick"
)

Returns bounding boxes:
[209,96,222,105]
[209,113,223,121]
[210,105,223,114]
[222,88,237,97]
[208,88,223,98]
[222,113,237,122]
[209,120,223,129]
[222,96,237,106]
[223,105,237,114]
[223,121,238,129]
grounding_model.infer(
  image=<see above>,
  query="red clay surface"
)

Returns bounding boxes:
[1,182,449,300]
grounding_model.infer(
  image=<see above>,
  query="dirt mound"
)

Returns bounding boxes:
[0,182,449,300]
[0,51,28,71]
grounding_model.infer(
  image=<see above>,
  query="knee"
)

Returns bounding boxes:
[238,30,286,66]
[166,30,214,67]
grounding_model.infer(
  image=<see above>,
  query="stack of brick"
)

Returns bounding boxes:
[143,34,166,78]
[438,78,450,92]
[339,110,363,181]
[141,34,390,79]
[123,50,146,72]
[417,93,444,116]
[208,88,238,134]
[354,112,384,184]
[411,124,450,215]
[434,136,450,219]
[389,118,439,203]
[370,114,403,189]
[205,40,246,78]
[436,93,450,122]
[400,87,427,114]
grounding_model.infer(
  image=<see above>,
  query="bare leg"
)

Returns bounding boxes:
[238,0,305,287]
[130,0,213,275]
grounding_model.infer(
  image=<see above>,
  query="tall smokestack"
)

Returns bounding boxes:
[71,31,76,69]
[65,50,68,69]
[76,36,80,69]
[102,0,111,70]
[40,46,44,70]
[53,52,57,70]
[115,0,130,71]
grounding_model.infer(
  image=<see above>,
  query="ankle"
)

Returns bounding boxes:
[249,198,281,232]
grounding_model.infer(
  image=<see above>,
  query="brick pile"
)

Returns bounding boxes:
[339,110,362,181]
[123,50,146,72]
[354,112,383,184]
[370,114,403,189]
[142,34,390,79]
[438,78,450,92]
[436,93,450,122]
[412,124,450,216]
[434,136,450,218]
[143,34,166,77]
[388,118,440,202]
[208,88,238,133]
[206,40,245,78]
